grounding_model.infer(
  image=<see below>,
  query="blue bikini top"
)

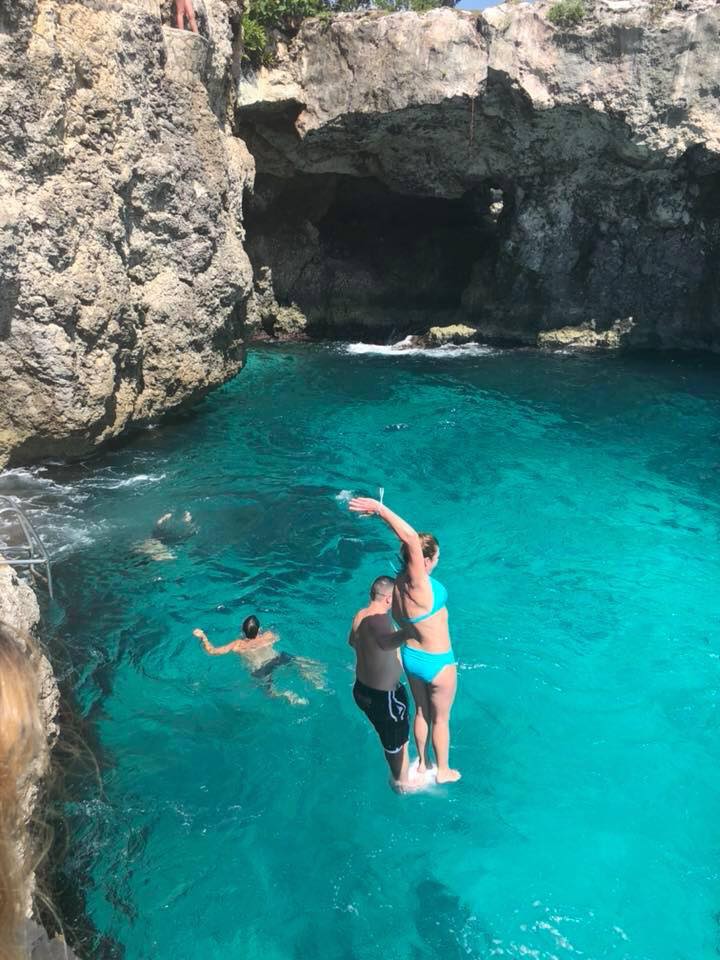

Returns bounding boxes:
[396,576,448,624]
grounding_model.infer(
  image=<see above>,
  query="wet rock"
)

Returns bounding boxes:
[247,266,308,340]
[419,324,478,347]
[537,317,635,349]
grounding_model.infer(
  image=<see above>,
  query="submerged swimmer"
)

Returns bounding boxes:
[349,497,461,784]
[349,576,415,792]
[193,616,325,706]
[135,511,197,562]
[154,511,196,543]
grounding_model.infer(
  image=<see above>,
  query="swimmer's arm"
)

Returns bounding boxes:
[193,629,241,655]
[348,498,425,584]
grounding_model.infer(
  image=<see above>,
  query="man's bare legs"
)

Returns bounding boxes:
[385,742,411,791]
[430,665,461,783]
[408,673,433,773]
[272,688,308,706]
[294,656,327,691]
[175,0,198,32]
[260,674,308,706]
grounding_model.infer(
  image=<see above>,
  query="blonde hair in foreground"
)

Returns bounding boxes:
[0,622,46,960]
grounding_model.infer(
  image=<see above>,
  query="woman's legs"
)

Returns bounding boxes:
[407,673,432,772]
[430,665,460,782]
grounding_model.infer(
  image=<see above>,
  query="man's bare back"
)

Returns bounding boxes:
[350,605,404,691]
[193,619,325,706]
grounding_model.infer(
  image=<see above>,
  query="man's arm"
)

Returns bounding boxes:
[193,628,241,656]
[357,614,409,651]
[376,623,409,651]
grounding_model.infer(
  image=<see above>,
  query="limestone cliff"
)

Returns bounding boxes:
[0,0,254,469]
[237,1,720,348]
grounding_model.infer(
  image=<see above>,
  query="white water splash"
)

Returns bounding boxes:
[0,464,167,559]
[344,337,497,358]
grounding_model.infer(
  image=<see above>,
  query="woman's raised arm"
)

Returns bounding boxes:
[348,498,426,583]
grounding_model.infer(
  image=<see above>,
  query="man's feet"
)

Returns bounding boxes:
[391,778,423,795]
[435,767,461,783]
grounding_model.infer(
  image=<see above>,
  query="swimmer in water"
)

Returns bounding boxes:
[349,497,461,783]
[135,511,197,562]
[193,616,325,706]
[349,575,416,792]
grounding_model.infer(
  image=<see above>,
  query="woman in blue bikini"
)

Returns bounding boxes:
[349,497,461,783]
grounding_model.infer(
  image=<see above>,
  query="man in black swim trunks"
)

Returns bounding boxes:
[349,576,413,791]
[194,616,325,706]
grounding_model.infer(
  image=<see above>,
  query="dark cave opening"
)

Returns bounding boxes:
[244,172,508,339]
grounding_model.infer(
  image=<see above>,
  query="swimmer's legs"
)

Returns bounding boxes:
[407,673,432,773]
[256,668,308,706]
[294,656,327,691]
[430,665,461,783]
[273,688,308,706]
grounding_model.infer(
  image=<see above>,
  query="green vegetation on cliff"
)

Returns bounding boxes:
[547,0,586,26]
[242,0,458,65]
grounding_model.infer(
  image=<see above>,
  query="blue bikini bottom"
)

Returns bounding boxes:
[401,645,456,684]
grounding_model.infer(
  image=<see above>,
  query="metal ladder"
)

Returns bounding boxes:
[0,496,54,600]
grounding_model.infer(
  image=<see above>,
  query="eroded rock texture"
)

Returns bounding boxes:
[237,2,720,348]
[0,0,254,468]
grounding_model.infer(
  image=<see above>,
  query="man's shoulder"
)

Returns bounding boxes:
[359,610,392,639]
[352,606,369,629]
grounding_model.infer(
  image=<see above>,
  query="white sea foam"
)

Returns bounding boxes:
[84,472,166,490]
[344,338,497,358]
[0,463,166,560]
[405,758,440,792]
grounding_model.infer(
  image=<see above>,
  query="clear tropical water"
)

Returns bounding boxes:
[3,343,720,960]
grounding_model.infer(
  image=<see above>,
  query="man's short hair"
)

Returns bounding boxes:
[242,615,260,639]
[370,575,395,600]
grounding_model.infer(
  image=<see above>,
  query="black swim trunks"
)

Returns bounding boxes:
[353,678,409,754]
[252,651,294,680]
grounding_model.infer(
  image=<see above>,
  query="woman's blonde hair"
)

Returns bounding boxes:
[400,533,439,567]
[0,623,47,960]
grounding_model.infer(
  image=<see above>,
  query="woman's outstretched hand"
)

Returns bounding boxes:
[349,497,383,516]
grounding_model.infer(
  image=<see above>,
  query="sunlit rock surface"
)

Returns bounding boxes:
[0,0,254,467]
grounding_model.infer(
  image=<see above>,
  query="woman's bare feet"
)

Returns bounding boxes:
[435,767,461,783]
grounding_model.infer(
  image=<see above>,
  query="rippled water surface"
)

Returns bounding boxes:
[4,344,720,960]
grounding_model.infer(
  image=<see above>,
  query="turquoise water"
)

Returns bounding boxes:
[5,344,720,959]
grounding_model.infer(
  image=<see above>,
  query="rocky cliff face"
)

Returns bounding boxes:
[0,0,254,469]
[237,1,720,348]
